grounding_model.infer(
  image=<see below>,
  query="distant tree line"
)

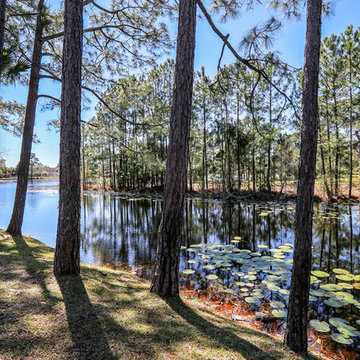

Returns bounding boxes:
[83,24,360,199]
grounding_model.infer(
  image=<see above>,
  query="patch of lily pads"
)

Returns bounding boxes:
[180,240,360,348]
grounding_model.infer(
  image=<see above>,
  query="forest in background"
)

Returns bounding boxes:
[82,25,360,201]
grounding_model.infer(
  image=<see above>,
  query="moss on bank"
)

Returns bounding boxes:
[0,229,316,360]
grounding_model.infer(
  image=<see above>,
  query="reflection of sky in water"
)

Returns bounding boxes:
[0,180,359,275]
[0,180,59,249]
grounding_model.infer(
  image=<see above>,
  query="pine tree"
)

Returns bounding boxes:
[285,0,323,353]
[150,0,197,296]
[53,0,83,275]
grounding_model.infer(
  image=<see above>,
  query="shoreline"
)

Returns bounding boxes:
[2,177,360,204]
[86,186,360,205]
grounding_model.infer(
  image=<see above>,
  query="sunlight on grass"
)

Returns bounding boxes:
[0,229,316,360]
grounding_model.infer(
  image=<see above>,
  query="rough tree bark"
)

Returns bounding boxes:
[266,82,272,192]
[348,47,354,198]
[54,0,83,275]
[285,0,322,353]
[7,0,44,236]
[0,0,6,79]
[150,0,196,296]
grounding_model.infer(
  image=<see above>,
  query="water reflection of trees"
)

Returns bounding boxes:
[79,196,359,274]
[312,204,360,273]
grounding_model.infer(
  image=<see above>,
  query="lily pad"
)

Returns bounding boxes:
[182,269,195,275]
[332,268,349,275]
[309,320,330,333]
[267,283,280,292]
[335,274,354,282]
[320,284,342,292]
[187,259,197,264]
[311,270,330,278]
[337,324,360,337]
[338,283,353,290]
[232,271,245,277]
[244,275,257,281]
[258,245,269,249]
[220,262,233,267]
[324,298,344,308]
[310,276,321,284]
[206,274,218,280]
[252,290,264,298]
[203,265,216,270]
[331,333,353,345]
[310,289,326,297]
[333,292,354,303]
[279,289,290,295]
[269,248,284,253]
[329,317,349,328]
[272,310,286,318]
[270,301,285,309]
[245,296,260,304]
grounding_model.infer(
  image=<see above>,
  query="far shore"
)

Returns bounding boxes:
[2,177,360,203]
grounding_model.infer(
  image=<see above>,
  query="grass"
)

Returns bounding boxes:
[0,229,317,360]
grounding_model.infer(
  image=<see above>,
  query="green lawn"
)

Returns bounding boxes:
[0,230,317,360]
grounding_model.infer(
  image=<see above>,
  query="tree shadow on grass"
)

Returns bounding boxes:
[11,234,116,359]
[56,275,117,360]
[12,235,57,307]
[164,296,319,360]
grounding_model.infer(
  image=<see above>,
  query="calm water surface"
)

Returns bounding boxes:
[0,179,359,272]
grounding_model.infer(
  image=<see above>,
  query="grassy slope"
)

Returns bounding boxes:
[0,230,316,360]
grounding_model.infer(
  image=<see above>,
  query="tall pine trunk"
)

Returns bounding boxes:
[7,0,44,236]
[202,96,208,191]
[0,0,6,80]
[325,97,333,193]
[319,123,332,199]
[348,51,353,198]
[150,0,196,296]
[285,0,322,353]
[54,0,83,275]
[267,82,272,192]
[252,135,256,193]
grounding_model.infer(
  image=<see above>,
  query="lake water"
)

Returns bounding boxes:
[0,179,359,273]
[1,179,360,354]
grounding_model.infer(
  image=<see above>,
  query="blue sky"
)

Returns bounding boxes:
[1,0,360,167]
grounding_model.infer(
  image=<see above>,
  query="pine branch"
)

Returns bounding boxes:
[196,0,300,120]
[40,67,164,128]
